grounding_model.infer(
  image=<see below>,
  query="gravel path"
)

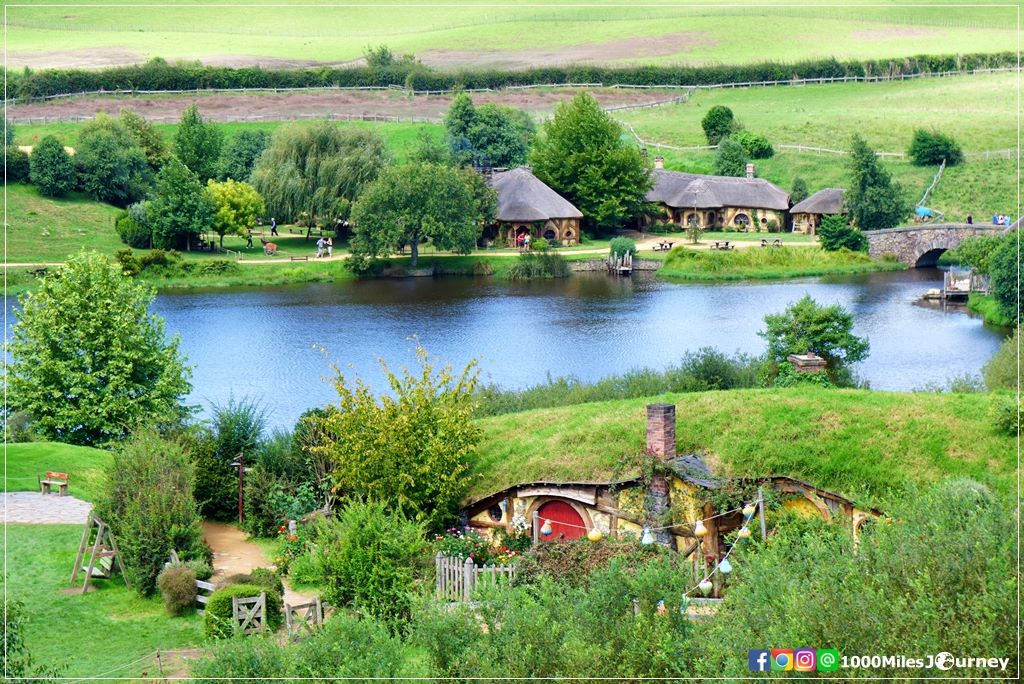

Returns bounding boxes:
[1,492,92,524]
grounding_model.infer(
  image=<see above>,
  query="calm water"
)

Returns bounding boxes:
[133,269,1003,430]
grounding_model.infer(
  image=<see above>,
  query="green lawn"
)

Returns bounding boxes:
[5,2,1015,68]
[15,120,443,164]
[5,524,204,678]
[657,245,904,281]
[471,388,1015,508]
[5,184,124,262]
[5,442,111,502]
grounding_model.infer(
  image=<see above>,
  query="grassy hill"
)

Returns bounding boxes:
[5,442,111,502]
[6,2,1016,69]
[470,388,1014,507]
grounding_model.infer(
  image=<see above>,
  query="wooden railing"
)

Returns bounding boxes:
[435,553,515,602]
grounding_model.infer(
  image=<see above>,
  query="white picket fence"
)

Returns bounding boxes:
[435,553,515,602]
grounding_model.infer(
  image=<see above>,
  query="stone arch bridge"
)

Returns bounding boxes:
[866,224,1012,267]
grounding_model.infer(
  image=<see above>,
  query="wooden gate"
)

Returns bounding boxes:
[232,592,267,635]
[435,554,515,602]
[285,598,327,640]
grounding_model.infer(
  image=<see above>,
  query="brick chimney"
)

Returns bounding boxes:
[646,403,676,459]
[654,156,665,170]
[745,163,755,179]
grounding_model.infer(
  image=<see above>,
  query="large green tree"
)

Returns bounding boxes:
[844,134,908,230]
[989,232,1021,324]
[529,92,651,232]
[713,135,748,177]
[148,157,216,250]
[174,104,224,182]
[119,109,168,172]
[759,294,869,386]
[28,135,75,197]
[75,114,151,207]
[206,178,265,246]
[218,129,271,181]
[6,251,192,445]
[701,105,739,145]
[350,162,492,267]
[443,93,534,168]
[309,347,481,530]
[250,122,388,227]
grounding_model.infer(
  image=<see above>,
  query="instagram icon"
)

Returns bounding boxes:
[794,648,817,672]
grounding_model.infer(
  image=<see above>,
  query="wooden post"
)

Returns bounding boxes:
[71,516,93,582]
[435,552,443,600]
[463,557,474,602]
[82,519,105,592]
[532,511,540,546]
[757,487,767,540]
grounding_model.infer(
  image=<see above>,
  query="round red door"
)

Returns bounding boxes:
[537,500,586,541]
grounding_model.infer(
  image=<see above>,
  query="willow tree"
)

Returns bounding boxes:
[250,122,389,230]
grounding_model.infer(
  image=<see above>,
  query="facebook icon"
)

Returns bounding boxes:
[748,650,771,672]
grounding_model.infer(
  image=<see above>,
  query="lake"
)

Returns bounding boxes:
[139,269,1003,430]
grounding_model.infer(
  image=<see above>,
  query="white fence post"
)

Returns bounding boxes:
[463,556,474,602]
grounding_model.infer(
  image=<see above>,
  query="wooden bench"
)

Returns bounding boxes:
[289,256,309,261]
[39,471,69,496]
[652,241,674,252]
[713,241,734,250]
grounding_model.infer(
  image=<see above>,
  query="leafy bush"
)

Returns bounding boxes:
[712,136,748,177]
[190,636,290,681]
[770,360,835,388]
[74,116,151,206]
[116,214,151,248]
[514,537,674,588]
[530,236,549,252]
[990,394,1019,436]
[157,565,197,617]
[609,236,637,258]
[989,233,1021,324]
[817,214,867,251]
[507,252,570,279]
[908,128,964,166]
[701,105,738,145]
[290,612,415,678]
[204,583,283,639]
[982,326,1020,390]
[193,395,267,521]
[222,567,285,597]
[318,500,428,628]
[28,135,75,197]
[5,146,30,183]
[94,431,209,597]
[790,177,808,204]
[731,130,774,159]
[433,527,516,565]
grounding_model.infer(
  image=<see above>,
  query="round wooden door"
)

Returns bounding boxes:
[537,500,586,541]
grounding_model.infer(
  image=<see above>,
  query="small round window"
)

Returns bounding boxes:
[488,504,503,523]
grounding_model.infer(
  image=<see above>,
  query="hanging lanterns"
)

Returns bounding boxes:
[540,518,553,536]
[742,503,756,517]
[693,519,707,538]
[587,527,603,543]
[698,579,713,596]
[718,557,733,574]
[641,526,654,545]
[737,526,751,539]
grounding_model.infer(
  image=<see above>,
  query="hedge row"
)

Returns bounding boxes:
[7,52,1016,100]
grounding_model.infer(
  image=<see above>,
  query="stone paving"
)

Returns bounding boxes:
[2,492,92,524]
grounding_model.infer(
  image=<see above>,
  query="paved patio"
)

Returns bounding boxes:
[2,491,92,524]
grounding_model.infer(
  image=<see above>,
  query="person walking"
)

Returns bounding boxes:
[270,217,278,236]
[246,229,254,249]
[326,237,334,257]
[316,236,325,258]
[966,213,973,225]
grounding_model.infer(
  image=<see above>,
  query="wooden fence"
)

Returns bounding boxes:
[194,578,216,614]
[435,553,515,602]
[232,591,267,635]
[285,598,329,640]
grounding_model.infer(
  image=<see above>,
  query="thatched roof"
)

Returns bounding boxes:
[647,170,789,211]
[790,188,846,215]
[489,167,583,222]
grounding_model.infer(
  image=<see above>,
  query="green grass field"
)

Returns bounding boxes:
[5,524,204,678]
[5,442,111,501]
[5,2,1016,69]
[471,387,1014,507]
[657,245,904,281]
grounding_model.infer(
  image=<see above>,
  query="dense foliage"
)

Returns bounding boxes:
[203,583,283,639]
[350,161,493,267]
[74,115,151,207]
[908,128,964,166]
[506,252,570,279]
[174,105,224,182]
[95,431,208,597]
[701,105,738,145]
[28,135,75,197]
[982,326,1020,391]
[5,146,31,183]
[218,129,271,181]
[530,92,651,232]
[157,565,197,616]
[206,178,265,246]
[790,177,808,204]
[192,396,268,521]
[712,135,749,177]
[443,92,534,168]
[6,251,192,444]
[945,233,1004,275]
[844,134,908,229]
[759,295,869,385]
[989,232,1021,323]
[817,214,867,251]
[148,158,216,249]
[609,236,637,258]
[119,109,168,172]
[309,347,480,528]
[731,130,773,159]
[251,122,388,226]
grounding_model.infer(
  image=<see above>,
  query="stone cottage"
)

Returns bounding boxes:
[462,403,879,596]
[790,188,846,235]
[644,160,789,231]
[488,167,583,246]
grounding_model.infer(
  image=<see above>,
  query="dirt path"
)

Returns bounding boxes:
[202,520,315,605]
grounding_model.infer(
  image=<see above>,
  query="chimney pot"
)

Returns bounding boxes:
[654,156,665,170]
[745,163,755,179]
[646,403,676,460]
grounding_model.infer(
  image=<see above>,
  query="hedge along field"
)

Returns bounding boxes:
[5,2,1016,70]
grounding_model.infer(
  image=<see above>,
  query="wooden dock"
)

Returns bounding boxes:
[924,270,989,302]
[608,252,633,276]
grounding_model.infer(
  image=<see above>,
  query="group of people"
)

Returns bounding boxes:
[991,214,1015,227]
[315,236,334,258]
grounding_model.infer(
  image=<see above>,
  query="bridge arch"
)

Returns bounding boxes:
[866,224,1010,267]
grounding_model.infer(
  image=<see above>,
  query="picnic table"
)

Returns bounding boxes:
[713,241,734,250]
[652,241,674,252]
[760,239,783,248]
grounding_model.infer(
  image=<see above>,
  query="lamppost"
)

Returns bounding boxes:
[230,452,245,524]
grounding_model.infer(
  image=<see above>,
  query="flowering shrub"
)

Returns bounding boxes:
[434,527,525,565]
[273,524,310,572]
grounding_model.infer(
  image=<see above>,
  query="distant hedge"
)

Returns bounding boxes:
[6,52,1015,101]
